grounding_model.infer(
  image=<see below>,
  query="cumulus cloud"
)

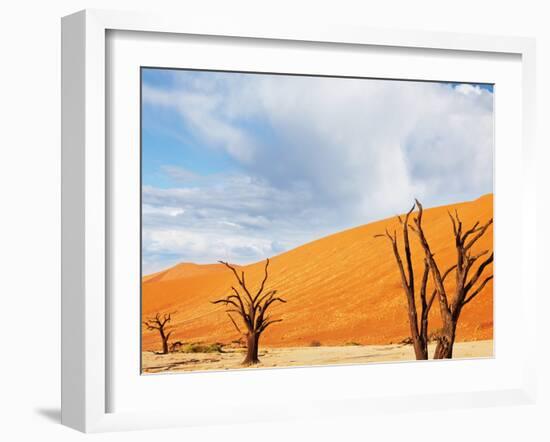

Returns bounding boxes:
[141,176,322,272]
[142,71,493,273]
[143,83,256,162]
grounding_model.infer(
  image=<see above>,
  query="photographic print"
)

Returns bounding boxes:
[141,68,494,374]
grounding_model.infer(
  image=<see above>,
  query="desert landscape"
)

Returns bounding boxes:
[142,194,494,373]
[142,340,493,374]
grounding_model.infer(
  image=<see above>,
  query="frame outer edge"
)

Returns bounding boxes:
[60,7,538,432]
[62,9,108,433]
[521,39,537,403]
[61,10,87,432]
[84,9,108,432]
[89,8,532,55]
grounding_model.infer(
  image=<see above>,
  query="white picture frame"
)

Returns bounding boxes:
[61,9,537,433]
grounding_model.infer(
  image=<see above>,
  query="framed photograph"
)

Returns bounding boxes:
[61,9,537,432]
[139,67,495,373]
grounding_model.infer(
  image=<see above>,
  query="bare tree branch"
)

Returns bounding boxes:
[259,319,283,333]
[143,312,175,354]
[218,260,254,305]
[254,258,270,303]
[463,275,493,306]
[413,201,493,359]
[464,218,493,250]
[377,201,431,360]
[227,313,242,334]
[464,252,494,293]
[213,258,285,365]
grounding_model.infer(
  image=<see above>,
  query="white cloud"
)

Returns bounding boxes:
[454,83,484,96]
[143,226,279,270]
[142,84,255,162]
[141,176,323,272]
[142,204,184,218]
[142,73,494,272]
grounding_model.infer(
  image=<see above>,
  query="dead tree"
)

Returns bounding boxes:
[411,200,493,359]
[143,312,174,355]
[212,258,286,365]
[376,205,456,360]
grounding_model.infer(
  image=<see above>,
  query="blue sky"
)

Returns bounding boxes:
[141,68,494,273]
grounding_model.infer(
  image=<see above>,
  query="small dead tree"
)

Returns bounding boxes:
[143,312,174,355]
[376,205,456,360]
[212,259,286,365]
[411,200,493,359]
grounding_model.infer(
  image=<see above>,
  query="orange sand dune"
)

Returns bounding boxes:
[142,195,493,351]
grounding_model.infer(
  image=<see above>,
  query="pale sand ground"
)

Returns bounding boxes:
[141,340,493,374]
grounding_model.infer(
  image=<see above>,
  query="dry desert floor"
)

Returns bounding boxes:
[142,339,493,374]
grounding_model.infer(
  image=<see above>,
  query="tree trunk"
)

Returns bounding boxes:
[242,332,260,365]
[412,337,428,360]
[433,320,456,359]
[407,312,428,360]
[160,330,169,355]
[404,299,428,360]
